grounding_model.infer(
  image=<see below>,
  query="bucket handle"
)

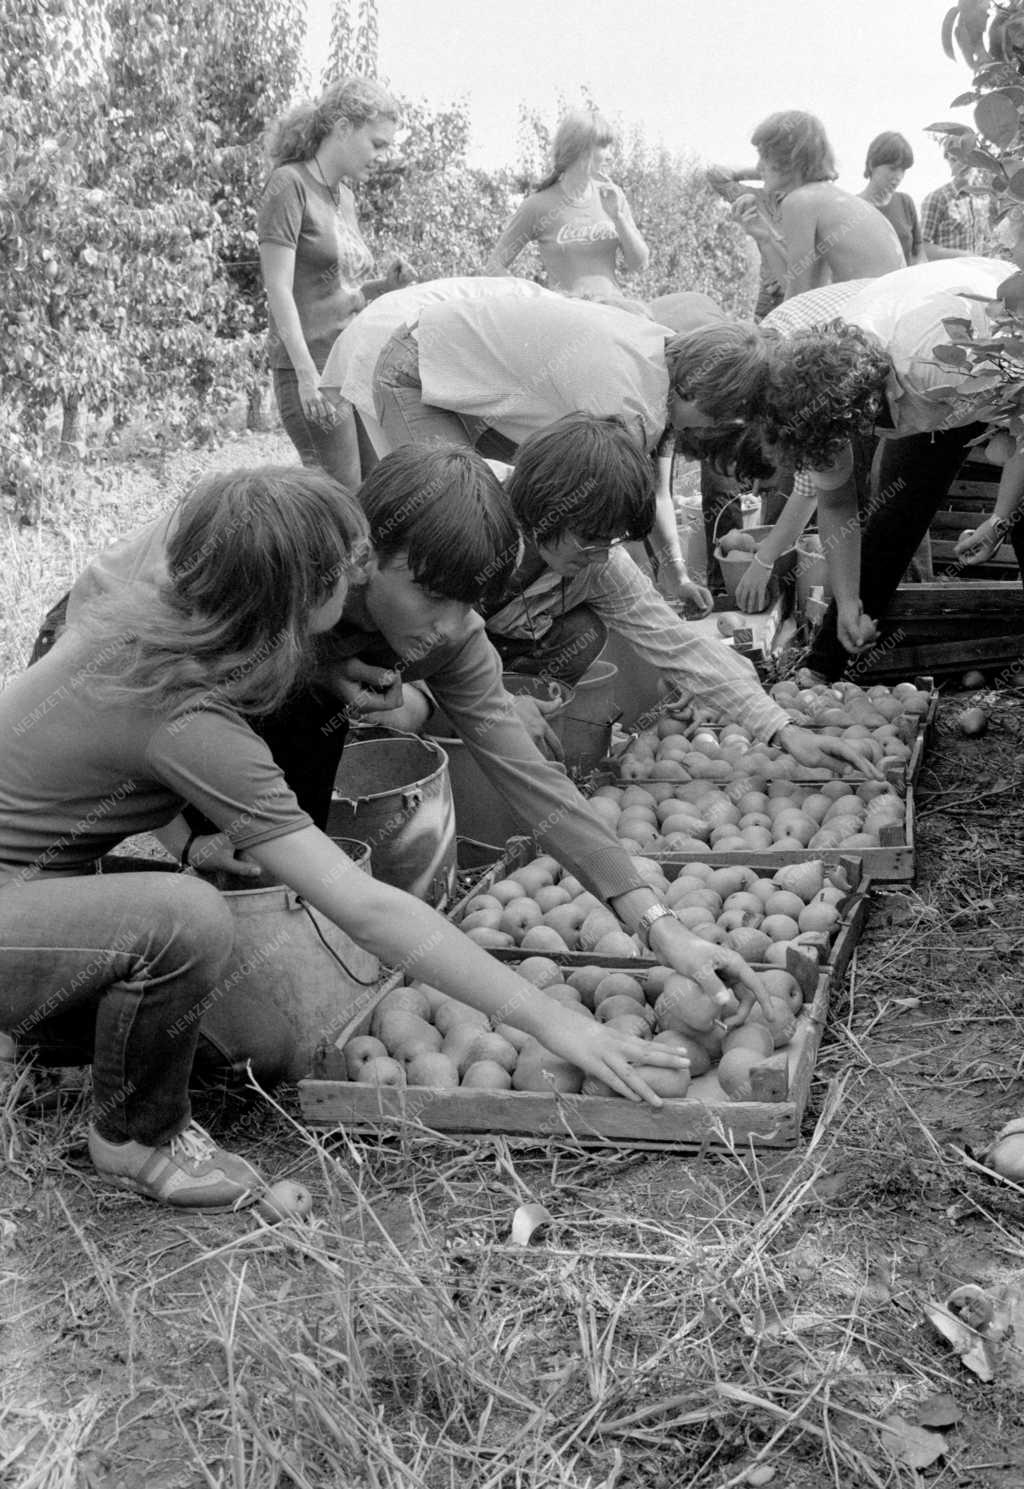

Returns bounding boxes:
[403,786,423,811]
[710,492,746,548]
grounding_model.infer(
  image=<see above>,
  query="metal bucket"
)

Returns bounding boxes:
[326,728,456,907]
[795,533,832,611]
[555,659,620,773]
[713,525,797,607]
[427,673,571,844]
[200,838,381,1084]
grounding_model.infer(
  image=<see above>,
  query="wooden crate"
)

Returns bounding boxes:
[449,845,871,984]
[646,805,913,883]
[297,966,832,1151]
[601,680,937,795]
[855,584,1024,680]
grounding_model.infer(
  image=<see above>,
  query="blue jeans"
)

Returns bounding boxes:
[272,366,361,489]
[373,329,518,460]
[0,870,234,1145]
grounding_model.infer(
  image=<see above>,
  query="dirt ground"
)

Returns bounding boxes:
[3,441,1024,1486]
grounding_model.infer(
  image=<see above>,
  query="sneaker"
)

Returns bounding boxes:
[88,1120,264,1211]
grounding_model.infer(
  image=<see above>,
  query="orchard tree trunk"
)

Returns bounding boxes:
[59,394,82,461]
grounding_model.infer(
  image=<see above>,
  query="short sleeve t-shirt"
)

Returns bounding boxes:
[416,289,672,448]
[258,162,374,371]
[0,634,311,879]
[872,192,921,265]
[498,185,624,292]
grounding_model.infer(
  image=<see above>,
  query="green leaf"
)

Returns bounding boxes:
[923,119,974,135]
[942,6,959,60]
[975,91,1021,147]
[933,343,970,365]
[999,270,1024,309]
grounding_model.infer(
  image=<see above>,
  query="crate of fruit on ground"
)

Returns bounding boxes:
[298,943,829,1150]
[597,713,916,880]
[609,677,936,794]
[446,845,869,988]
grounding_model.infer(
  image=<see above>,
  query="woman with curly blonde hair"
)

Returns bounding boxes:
[259,77,415,488]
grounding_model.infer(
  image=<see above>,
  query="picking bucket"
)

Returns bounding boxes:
[427,673,572,845]
[326,728,456,907]
[199,838,380,1084]
[794,533,832,611]
[712,524,797,608]
[556,658,620,773]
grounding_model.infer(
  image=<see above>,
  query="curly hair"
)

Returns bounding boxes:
[762,321,891,470]
[265,77,400,167]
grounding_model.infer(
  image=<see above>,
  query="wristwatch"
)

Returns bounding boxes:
[635,903,680,948]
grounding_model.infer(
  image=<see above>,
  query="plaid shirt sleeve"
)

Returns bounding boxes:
[575,551,792,743]
[920,187,949,246]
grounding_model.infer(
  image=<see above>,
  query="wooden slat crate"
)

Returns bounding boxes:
[855,584,1024,680]
[298,965,832,1151]
[447,845,872,983]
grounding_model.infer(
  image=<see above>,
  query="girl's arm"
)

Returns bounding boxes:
[361,256,417,301]
[734,482,817,612]
[596,179,650,274]
[483,199,537,276]
[813,447,878,654]
[248,825,687,1103]
[260,242,335,425]
[649,453,712,613]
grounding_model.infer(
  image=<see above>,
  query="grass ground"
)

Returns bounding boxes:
[3,440,1024,1487]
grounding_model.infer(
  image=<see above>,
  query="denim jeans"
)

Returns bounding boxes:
[0,870,234,1144]
[273,366,361,489]
[804,424,1023,680]
[373,329,518,462]
[489,605,608,686]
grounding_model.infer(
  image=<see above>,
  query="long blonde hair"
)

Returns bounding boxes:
[265,76,400,167]
[83,467,368,717]
[535,106,615,192]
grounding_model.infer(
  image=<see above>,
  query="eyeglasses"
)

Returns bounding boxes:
[566,532,629,557]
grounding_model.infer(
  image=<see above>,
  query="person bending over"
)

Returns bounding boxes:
[666,258,1024,678]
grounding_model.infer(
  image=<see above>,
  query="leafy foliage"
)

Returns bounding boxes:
[0,0,305,517]
[2,0,755,523]
[928,1,1024,447]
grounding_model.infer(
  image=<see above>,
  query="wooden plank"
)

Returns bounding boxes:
[948,477,1001,500]
[929,538,1017,570]
[886,581,1024,617]
[297,971,831,1151]
[857,635,1024,679]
